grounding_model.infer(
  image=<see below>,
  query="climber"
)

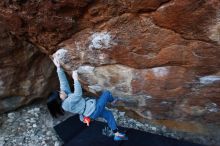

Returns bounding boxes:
[51,57,128,141]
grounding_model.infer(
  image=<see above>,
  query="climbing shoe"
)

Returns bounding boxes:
[114,133,128,141]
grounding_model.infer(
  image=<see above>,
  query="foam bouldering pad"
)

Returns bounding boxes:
[65,121,125,146]
[54,115,86,143]
[120,129,202,146]
[54,115,205,146]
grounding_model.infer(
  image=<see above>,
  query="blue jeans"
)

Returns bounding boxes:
[90,90,117,131]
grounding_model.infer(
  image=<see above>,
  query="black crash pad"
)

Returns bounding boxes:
[65,121,125,146]
[54,115,86,143]
[54,115,205,146]
[121,129,202,146]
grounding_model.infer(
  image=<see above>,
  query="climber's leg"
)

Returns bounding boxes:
[100,109,128,141]
[100,109,117,131]
[90,90,114,119]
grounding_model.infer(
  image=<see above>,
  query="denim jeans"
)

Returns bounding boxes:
[90,90,117,131]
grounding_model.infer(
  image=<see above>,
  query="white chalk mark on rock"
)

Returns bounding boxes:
[53,48,68,61]
[151,67,169,77]
[77,65,95,74]
[89,32,116,49]
[88,84,103,93]
[199,75,220,85]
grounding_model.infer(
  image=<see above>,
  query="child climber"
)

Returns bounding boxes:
[52,57,128,141]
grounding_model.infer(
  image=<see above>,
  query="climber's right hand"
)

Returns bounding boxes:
[72,70,78,80]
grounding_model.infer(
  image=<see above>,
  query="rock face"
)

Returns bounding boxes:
[0,0,220,144]
[0,22,57,113]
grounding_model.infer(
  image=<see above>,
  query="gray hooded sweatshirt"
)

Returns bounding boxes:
[57,68,96,119]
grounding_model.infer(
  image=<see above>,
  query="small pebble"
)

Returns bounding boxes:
[55,141,60,146]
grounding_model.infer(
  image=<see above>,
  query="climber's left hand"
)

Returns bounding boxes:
[52,57,60,68]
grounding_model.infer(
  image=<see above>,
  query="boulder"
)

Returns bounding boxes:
[0,22,57,113]
[0,0,220,143]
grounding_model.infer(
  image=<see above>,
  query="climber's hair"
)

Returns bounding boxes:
[47,91,65,118]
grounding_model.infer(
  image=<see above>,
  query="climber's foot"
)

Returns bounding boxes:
[114,132,128,141]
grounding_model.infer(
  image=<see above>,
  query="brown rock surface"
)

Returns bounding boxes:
[0,22,57,113]
[0,0,220,145]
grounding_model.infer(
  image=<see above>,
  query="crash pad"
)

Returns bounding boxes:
[54,115,205,146]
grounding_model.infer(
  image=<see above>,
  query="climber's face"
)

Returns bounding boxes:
[59,91,67,101]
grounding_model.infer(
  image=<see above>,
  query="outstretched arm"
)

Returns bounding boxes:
[72,70,82,97]
[52,58,71,94]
